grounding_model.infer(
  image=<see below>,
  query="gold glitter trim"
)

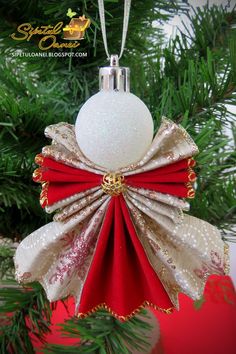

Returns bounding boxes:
[162,117,199,156]
[188,157,196,167]
[188,168,197,182]
[40,182,49,207]
[102,173,126,196]
[35,154,44,166]
[32,168,43,182]
[77,301,174,321]
[186,182,195,199]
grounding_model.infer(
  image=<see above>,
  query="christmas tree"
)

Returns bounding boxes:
[0,1,235,353]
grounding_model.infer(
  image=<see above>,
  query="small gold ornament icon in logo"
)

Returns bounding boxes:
[63,10,91,40]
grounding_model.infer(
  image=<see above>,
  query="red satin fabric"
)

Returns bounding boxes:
[129,159,191,177]
[126,181,189,197]
[46,182,101,206]
[33,156,102,206]
[78,195,173,318]
[125,159,195,198]
[33,156,195,206]
[32,153,196,318]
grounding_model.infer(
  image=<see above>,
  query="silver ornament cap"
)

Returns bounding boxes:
[99,54,130,92]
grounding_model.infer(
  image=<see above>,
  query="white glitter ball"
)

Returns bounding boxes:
[75,91,154,170]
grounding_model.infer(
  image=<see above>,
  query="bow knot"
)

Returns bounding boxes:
[102,173,126,196]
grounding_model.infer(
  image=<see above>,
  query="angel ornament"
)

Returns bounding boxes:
[15,57,229,321]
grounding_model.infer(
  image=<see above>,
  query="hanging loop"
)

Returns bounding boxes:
[98,0,132,61]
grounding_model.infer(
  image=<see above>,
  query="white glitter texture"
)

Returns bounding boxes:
[75,91,154,170]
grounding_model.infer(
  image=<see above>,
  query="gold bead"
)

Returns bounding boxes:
[101,173,126,196]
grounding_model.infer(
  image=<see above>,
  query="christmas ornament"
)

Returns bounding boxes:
[14,0,229,321]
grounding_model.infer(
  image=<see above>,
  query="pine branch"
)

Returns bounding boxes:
[0,283,52,354]
[0,238,16,280]
[44,309,153,354]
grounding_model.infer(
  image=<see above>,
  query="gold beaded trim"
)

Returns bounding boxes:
[32,168,43,182]
[78,301,174,321]
[186,182,195,199]
[32,154,49,207]
[188,167,197,182]
[186,158,197,198]
[35,154,44,166]
[101,173,126,196]
[40,182,49,207]
[188,157,196,167]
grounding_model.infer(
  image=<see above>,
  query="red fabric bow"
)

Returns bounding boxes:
[33,154,196,319]
[33,154,196,207]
